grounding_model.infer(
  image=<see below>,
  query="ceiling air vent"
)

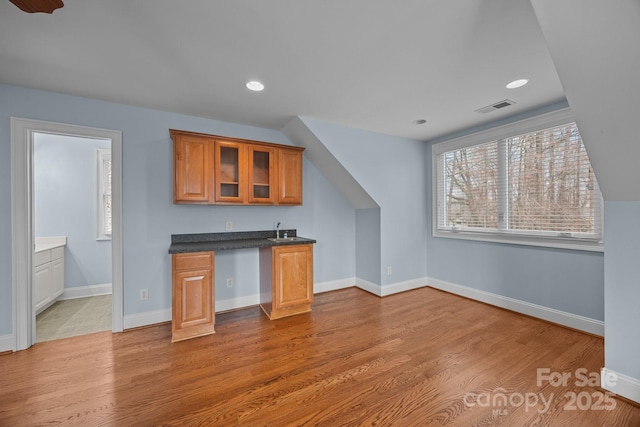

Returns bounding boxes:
[474,99,516,114]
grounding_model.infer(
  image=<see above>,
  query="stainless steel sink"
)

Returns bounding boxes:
[267,237,301,242]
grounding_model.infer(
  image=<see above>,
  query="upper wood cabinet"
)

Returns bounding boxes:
[171,129,304,205]
[171,130,215,204]
[277,147,303,205]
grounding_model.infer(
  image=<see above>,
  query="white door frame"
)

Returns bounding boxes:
[11,118,123,351]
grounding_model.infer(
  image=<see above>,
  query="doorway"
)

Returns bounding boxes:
[33,133,113,342]
[11,118,123,351]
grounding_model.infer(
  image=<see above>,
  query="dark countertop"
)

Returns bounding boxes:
[168,230,316,254]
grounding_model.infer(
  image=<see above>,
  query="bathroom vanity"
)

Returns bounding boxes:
[34,237,66,314]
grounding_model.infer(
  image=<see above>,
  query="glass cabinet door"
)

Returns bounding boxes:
[215,140,247,203]
[249,146,275,203]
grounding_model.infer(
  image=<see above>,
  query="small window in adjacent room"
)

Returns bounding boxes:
[97,148,112,240]
[432,108,603,251]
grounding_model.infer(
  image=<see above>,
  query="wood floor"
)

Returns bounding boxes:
[1,287,638,426]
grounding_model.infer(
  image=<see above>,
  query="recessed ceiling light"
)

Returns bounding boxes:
[246,80,265,92]
[413,119,427,125]
[506,79,529,89]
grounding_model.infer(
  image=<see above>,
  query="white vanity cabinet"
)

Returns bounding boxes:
[34,238,66,314]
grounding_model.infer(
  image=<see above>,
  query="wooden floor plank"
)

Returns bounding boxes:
[1,287,638,426]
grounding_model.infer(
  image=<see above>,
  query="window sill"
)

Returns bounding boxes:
[433,229,604,253]
[96,236,112,241]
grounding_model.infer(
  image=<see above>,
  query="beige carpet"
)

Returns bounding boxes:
[36,295,112,342]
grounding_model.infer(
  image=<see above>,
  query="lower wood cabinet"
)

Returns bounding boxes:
[171,251,215,342]
[170,242,314,341]
[259,244,313,319]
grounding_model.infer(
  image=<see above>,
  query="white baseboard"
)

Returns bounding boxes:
[314,277,355,294]
[122,295,264,329]
[60,283,112,300]
[356,277,428,297]
[601,367,640,404]
[0,334,14,352]
[427,277,604,336]
[122,278,359,329]
[216,278,358,312]
[123,276,604,339]
[381,277,428,296]
[356,278,382,296]
[123,308,171,330]
[216,294,260,312]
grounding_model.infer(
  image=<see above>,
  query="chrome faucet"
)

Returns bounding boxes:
[276,222,281,239]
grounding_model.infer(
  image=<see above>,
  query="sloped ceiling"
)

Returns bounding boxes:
[531,0,640,201]
[0,0,564,142]
[282,117,378,209]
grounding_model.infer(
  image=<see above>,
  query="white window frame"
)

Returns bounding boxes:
[96,148,112,240]
[432,108,603,252]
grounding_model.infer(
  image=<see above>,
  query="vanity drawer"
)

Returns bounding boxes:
[51,246,64,260]
[34,250,51,267]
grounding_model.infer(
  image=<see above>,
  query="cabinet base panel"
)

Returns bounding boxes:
[259,303,312,320]
[171,325,215,343]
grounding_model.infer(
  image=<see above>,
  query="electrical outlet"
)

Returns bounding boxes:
[226,278,234,288]
[140,289,148,300]
[387,266,393,276]
[225,221,233,231]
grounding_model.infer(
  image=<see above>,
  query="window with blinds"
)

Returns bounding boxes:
[97,148,112,240]
[433,110,603,251]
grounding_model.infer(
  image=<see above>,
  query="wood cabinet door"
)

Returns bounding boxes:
[173,133,214,204]
[215,140,247,204]
[277,148,303,205]
[248,145,276,204]
[273,245,313,310]
[172,252,215,342]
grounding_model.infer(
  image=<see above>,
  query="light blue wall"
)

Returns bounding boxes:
[0,83,355,335]
[603,201,640,379]
[426,235,604,319]
[356,208,381,284]
[211,159,356,301]
[0,83,607,341]
[299,117,428,286]
[425,104,605,321]
[34,133,112,288]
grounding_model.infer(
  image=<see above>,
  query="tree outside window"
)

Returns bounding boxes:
[434,111,602,251]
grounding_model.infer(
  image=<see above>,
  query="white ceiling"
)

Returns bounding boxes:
[0,0,566,141]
